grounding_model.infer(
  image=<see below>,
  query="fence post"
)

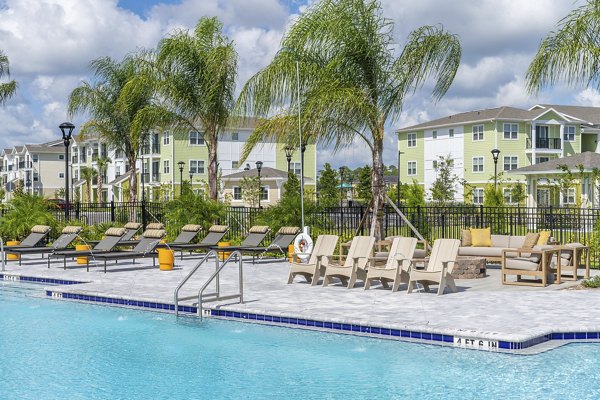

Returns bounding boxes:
[110,200,115,222]
[141,199,147,229]
[75,202,80,220]
[359,205,365,235]
[479,205,484,228]
[417,205,422,237]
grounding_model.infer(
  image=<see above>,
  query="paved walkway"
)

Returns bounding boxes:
[2,253,600,348]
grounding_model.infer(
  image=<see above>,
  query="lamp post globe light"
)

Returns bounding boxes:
[491,148,501,191]
[255,161,263,209]
[284,146,294,172]
[177,161,185,196]
[59,122,75,220]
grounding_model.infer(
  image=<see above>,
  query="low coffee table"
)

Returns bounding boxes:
[450,256,486,279]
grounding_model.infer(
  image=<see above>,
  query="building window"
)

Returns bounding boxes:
[33,172,39,182]
[407,161,417,176]
[564,125,575,141]
[189,131,205,146]
[163,131,170,145]
[472,157,484,173]
[503,156,518,171]
[260,186,269,201]
[563,187,576,204]
[58,154,65,160]
[163,160,170,174]
[189,160,205,174]
[58,172,64,179]
[449,129,454,138]
[233,186,242,200]
[432,130,437,139]
[407,133,417,147]
[32,154,38,162]
[290,162,301,175]
[232,161,239,169]
[432,160,438,170]
[503,123,518,140]
[231,132,239,141]
[503,188,513,204]
[472,125,484,141]
[473,188,484,204]
[536,157,550,164]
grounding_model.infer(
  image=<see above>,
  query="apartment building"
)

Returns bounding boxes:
[70,120,316,203]
[1,140,67,200]
[396,104,600,206]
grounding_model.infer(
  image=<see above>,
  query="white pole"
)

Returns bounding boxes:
[296,58,305,232]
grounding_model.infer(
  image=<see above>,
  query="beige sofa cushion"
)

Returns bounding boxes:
[414,249,427,259]
[458,246,504,258]
[505,257,540,271]
[523,232,540,249]
[509,235,526,248]
[491,235,510,248]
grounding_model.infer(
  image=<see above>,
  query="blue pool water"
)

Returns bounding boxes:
[1,282,600,400]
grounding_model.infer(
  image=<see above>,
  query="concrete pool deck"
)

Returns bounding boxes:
[2,253,600,352]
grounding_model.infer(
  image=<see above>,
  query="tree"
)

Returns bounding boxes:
[68,55,162,202]
[95,156,111,204]
[527,1,600,93]
[153,16,237,201]
[404,179,425,208]
[430,155,460,204]
[236,0,461,239]
[317,163,339,207]
[240,176,260,208]
[80,166,96,202]
[355,165,373,204]
[0,50,17,105]
[509,182,527,205]
[483,184,504,207]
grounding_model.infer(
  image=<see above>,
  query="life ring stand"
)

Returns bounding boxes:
[294,233,313,262]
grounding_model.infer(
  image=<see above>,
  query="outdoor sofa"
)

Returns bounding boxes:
[458,228,551,263]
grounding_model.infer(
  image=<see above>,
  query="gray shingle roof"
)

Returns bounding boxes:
[396,104,600,132]
[222,167,313,182]
[510,152,600,174]
[23,144,64,154]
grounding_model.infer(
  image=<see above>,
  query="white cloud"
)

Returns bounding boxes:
[574,88,600,107]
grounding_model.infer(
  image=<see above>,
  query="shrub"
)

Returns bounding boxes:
[164,187,225,241]
[0,194,58,240]
[582,275,600,288]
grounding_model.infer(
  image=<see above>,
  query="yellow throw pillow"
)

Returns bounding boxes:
[537,230,551,246]
[461,229,472,246]
[523,232,540,249]
[470,227,492,247]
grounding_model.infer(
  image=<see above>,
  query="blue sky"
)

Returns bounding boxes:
[0,0,593,170]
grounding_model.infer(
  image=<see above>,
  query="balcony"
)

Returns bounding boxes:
[526,137,562,150]
[152,173,160,182]
[19,161,33,169]
[141,144,161,155]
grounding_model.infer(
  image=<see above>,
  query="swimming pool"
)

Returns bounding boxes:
[1,282,599,400]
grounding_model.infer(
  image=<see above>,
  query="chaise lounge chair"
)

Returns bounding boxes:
[211,225,271,258]
[407,238,460,295]
[116,222,164,247]
[5,226,83,266]
[364,236,417,292]
[322,236,375,288]
[48,227,127,270]
[287,234,339,285]
[92,229,167,272]
[5,225,52,249]
[238,226,300,263]
[169,225,229,258]
[87,222,142,246]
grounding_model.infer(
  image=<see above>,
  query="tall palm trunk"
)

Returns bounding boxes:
[128,156,138,202]
[369,133,385,240]
[97,172,103,205]
[207,133,219,200]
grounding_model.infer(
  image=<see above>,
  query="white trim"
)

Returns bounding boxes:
[407,160,417,176]
[407,132,417,147]
[502,122,519,140]
[472,156,484,173]
[472,124,484,142]
[502,155,518,172]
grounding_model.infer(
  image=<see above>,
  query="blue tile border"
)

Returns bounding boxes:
[41,287,600,353]
[1,274,83,286]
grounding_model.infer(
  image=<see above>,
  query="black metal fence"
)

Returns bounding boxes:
[36,201,600,265]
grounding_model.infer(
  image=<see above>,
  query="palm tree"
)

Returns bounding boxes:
[0,50,17,105]
[80,166,96,203]
[95,156,111,204]
[527,0,600,94]
[68,55,164,202]
[236,0,461,239]
[153,16,237,200]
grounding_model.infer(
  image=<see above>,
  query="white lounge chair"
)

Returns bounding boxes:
[322,236,375,289]
[365,236,417,292]
[407,238,460,295]
[287,234,339,285]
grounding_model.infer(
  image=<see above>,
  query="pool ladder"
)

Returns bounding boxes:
[173,250,244,320]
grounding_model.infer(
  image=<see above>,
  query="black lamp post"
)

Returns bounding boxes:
[284,146,294,172]
[177,161,185,196]
[339,167,344,208]
[255,161,263,208]
[59,122,75,220]
[491,148,501,191]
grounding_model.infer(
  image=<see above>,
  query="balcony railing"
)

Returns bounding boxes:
[141,144,161,155]
[526,137,562,150]
[152,173,160,182]
[19,161,33,169]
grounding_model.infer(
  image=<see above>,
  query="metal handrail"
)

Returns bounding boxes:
[198,251,244,320]
[173,250,219,317]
